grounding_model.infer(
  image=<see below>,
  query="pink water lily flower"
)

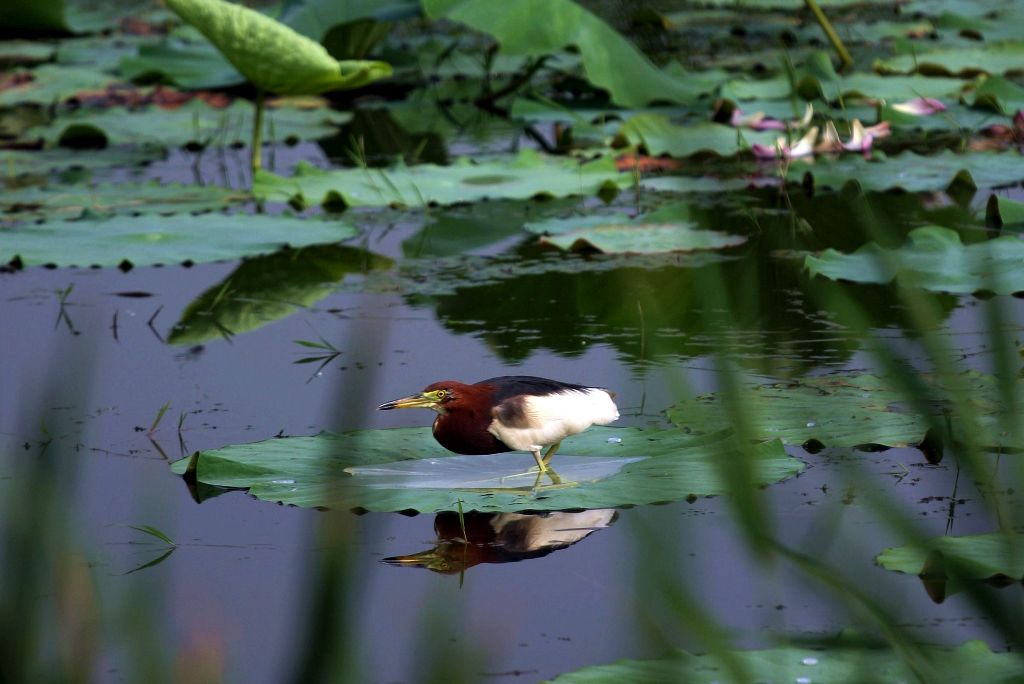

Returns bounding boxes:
[891,97,947,116]
[816,120,892,153]
[731,103,814,131]
[752,120,891,159]
[752,126,819,159]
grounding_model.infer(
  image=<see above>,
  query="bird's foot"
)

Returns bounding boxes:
[530,450,549,473]
[541,441,561,465]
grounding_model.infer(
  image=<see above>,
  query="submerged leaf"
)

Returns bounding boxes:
[667,371,1021,448]
[168,427,802,512]
[165,0,392,95]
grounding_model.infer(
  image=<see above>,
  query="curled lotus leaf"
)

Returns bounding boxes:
[165,0,392,95]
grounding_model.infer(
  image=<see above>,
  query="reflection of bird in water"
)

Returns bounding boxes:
[383,509,617,574]
[378,376,619,473]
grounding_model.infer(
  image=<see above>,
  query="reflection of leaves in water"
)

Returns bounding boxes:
[389,190,962,371]
[169,245,393,345]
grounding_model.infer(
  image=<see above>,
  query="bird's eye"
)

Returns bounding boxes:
[435,389,448,399]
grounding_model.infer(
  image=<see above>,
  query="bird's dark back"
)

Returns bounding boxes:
[479,376,593,403]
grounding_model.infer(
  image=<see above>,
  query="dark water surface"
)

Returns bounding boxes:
[2,199,1020,681]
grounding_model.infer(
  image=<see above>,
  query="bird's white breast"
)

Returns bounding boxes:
[487,388,619,451]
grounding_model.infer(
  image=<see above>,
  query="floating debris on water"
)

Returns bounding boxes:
[607,437,622,444]
[802,657,819,665]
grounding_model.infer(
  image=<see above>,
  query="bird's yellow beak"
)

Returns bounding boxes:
[377,392,440,411]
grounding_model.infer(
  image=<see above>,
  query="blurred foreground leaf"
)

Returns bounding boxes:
[877,532,1024,580]
[551,640,1024,683]
[805,226,1024,295]
[668,371,1022,448]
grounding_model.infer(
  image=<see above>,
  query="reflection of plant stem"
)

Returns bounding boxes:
[54,284,76,333]
[803,0,853,71]
[455,499,467,543]
[251,89,265,176]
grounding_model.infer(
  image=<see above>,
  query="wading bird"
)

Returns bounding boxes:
[377,376,619,472]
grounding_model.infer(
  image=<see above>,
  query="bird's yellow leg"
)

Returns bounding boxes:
[541,441,561,465]
[531,449,549,473]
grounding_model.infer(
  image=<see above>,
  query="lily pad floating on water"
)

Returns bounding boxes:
[1,181,249,222]
[168,244,393,344]
[805,226,1024,295]
[0,211,358,268]
[0,65,121,107]
[876,43,1024,77]
[527,213,747,255]
[666,371,1020,449]
[25,99,352,149]
[551,640,1024,684]
[253,149,630,209]
[168,426,801,513]
[346,454,644,489]
[785,150,1024,195]
[618,115,778,158]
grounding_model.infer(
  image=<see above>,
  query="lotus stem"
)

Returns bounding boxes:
[251,89,265,175]
[803,0,853,71]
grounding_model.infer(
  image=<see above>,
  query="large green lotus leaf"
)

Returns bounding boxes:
[876,43,1024,77]
[788,151,1024,194]
[805,226,1024,295]
[0,65,121,107]
[253,149,630,209]
[165,0,392,95]
[168,426,801,512]
[1,182,249,222]
[721,73,968,102]
[619,115,777,158]
[0,212,358,268]
[26,99,351,148]
[552,641,1024,684]
[119,40,244,90]
[168,244,393,344]
[667,371,1019,448]
[422,0,721,107]
[877,533,1024,580]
